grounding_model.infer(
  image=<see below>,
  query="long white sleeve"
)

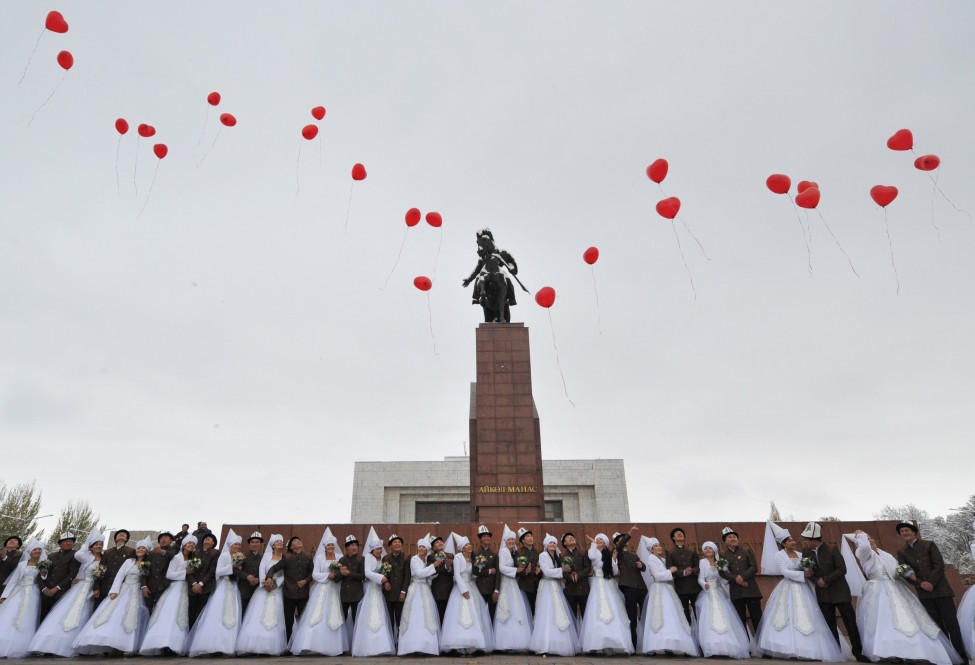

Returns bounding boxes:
[215,552,232,579]
[540,553,563,579]
[312,558,331,583]
[166,555,187,582]
[108,559,135,596]
[453,556,470,595]
[1,567,24,599]
[648,554,672,582]
[498,548,518,579]
[698,559,711,591]
[363,554,385,584]
[410,555,437,580]
[777,550,806,582]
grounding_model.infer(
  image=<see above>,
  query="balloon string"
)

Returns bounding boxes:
[197,126,221,167]
[928,172,971,218]
[344,183,355,233]
[18,29,44,85]
[788,195,812,274]
[115,135,123,196]
[295,137,302,196]
[196,106,209,146]
[133,136,141,197]
[678,217,710,260]
[137,161,161,220]
[27,72,66,128]
[590,266,602,336]
[380,229,409,291]
[432,227,443,278]
[426,293,438,356]
[929,173,941,241]
[670,220,697,299]
[882,208,899,295]
[318,136,323,167]
[815,210,859,278]
[547,310,575,407]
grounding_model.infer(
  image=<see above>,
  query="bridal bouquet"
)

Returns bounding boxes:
[36,559,53,572]
[186,557,203,572]
[434,551,447,561]
[560,555,574,567]
[379,561,393,576]
[515,555,530,569]
[329,562,342,573]
[90,564,107,580]
[896,564,915,579]
[137,561,152,575]
[473,554,489,568]
[714,558,729,571]
[231,552,246,566]
[799,557,816,570]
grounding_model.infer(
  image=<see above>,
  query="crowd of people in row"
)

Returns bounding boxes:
[0,518,973,662]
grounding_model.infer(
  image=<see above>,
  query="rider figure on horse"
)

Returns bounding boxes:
[462,228,520,323]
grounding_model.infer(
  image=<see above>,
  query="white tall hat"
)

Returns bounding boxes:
[768,520,791,544]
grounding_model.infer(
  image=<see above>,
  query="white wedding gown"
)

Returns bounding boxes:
[289,557,348,656]
[73,559,149,654]
[186,552,241,656]
[235,559,286,654]
[854,534,961,665]
[956,543,975,659]
[0,564,42,657]
[397,554,441,655]
[637,554,701,656]
[29,551,99,656]
[493,547,533,651]
[139,553,191,655]
[440,555,493,653]
[529,552,580,656]
[753,548,848,661]
[578,557,633,654]
[350,553,395,656]
[693,558,751,658]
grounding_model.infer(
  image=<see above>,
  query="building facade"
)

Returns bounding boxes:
[351,456,630,523]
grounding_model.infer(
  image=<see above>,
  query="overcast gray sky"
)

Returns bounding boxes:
[2,2,973,538]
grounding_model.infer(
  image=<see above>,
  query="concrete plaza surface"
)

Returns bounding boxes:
[16,658,818,665]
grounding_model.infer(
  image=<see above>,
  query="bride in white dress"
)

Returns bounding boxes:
[396,537,441,655]
[853,530,961,665]
[693,540,750,658]
[186,529,242,656]
[235,533,286,655]
[350,529,395,656]
[139,534,198,655]
[578,533,632,654]
[637,536,701,656]
[289,528,348,656]
[494,524,533,652]
[440,534,493,654]
[73,538,152,655]
[754,521,847,661]
[529,533,580,656]
[29,529,106,657]
[956,522,975,659]
[0,539,46,658]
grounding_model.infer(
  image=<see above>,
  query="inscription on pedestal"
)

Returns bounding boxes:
[469,323,545,522]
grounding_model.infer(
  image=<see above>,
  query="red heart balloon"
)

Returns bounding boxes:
[114,118,129,135]
[405,208,421,227]
[795,186,821,209]
[137,123,156,138]
[535,286,556,308]
[886,129,913,151]
[655,197,681,219]
[153,143,168,159]
[425,211,442,228]
[301,124,318,140]
[351,163,367,181]
[914,154,940,171]
[45,11,68,33]
[646,158,668,184]
[583,246,599,265]
[413,276,432,292]
[311,106,326,121]
[869,185,898,208]
[207,91,221,106]
[797,180,818,193]
[219,113,237,127]
[766,174,791,195]
[56,50,73,71]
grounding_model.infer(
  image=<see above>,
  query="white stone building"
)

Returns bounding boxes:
[351,456,630,523]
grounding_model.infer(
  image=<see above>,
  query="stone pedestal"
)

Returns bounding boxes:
[468,323,545,522]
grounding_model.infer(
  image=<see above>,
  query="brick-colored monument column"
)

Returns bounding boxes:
[469,322,545,522]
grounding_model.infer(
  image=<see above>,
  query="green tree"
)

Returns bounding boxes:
[0,480,43,542]
[45,500,104,549]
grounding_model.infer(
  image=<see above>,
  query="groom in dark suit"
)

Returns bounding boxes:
[801,522,868,663]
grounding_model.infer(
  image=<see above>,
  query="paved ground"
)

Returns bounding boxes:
[15,659,803,665]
